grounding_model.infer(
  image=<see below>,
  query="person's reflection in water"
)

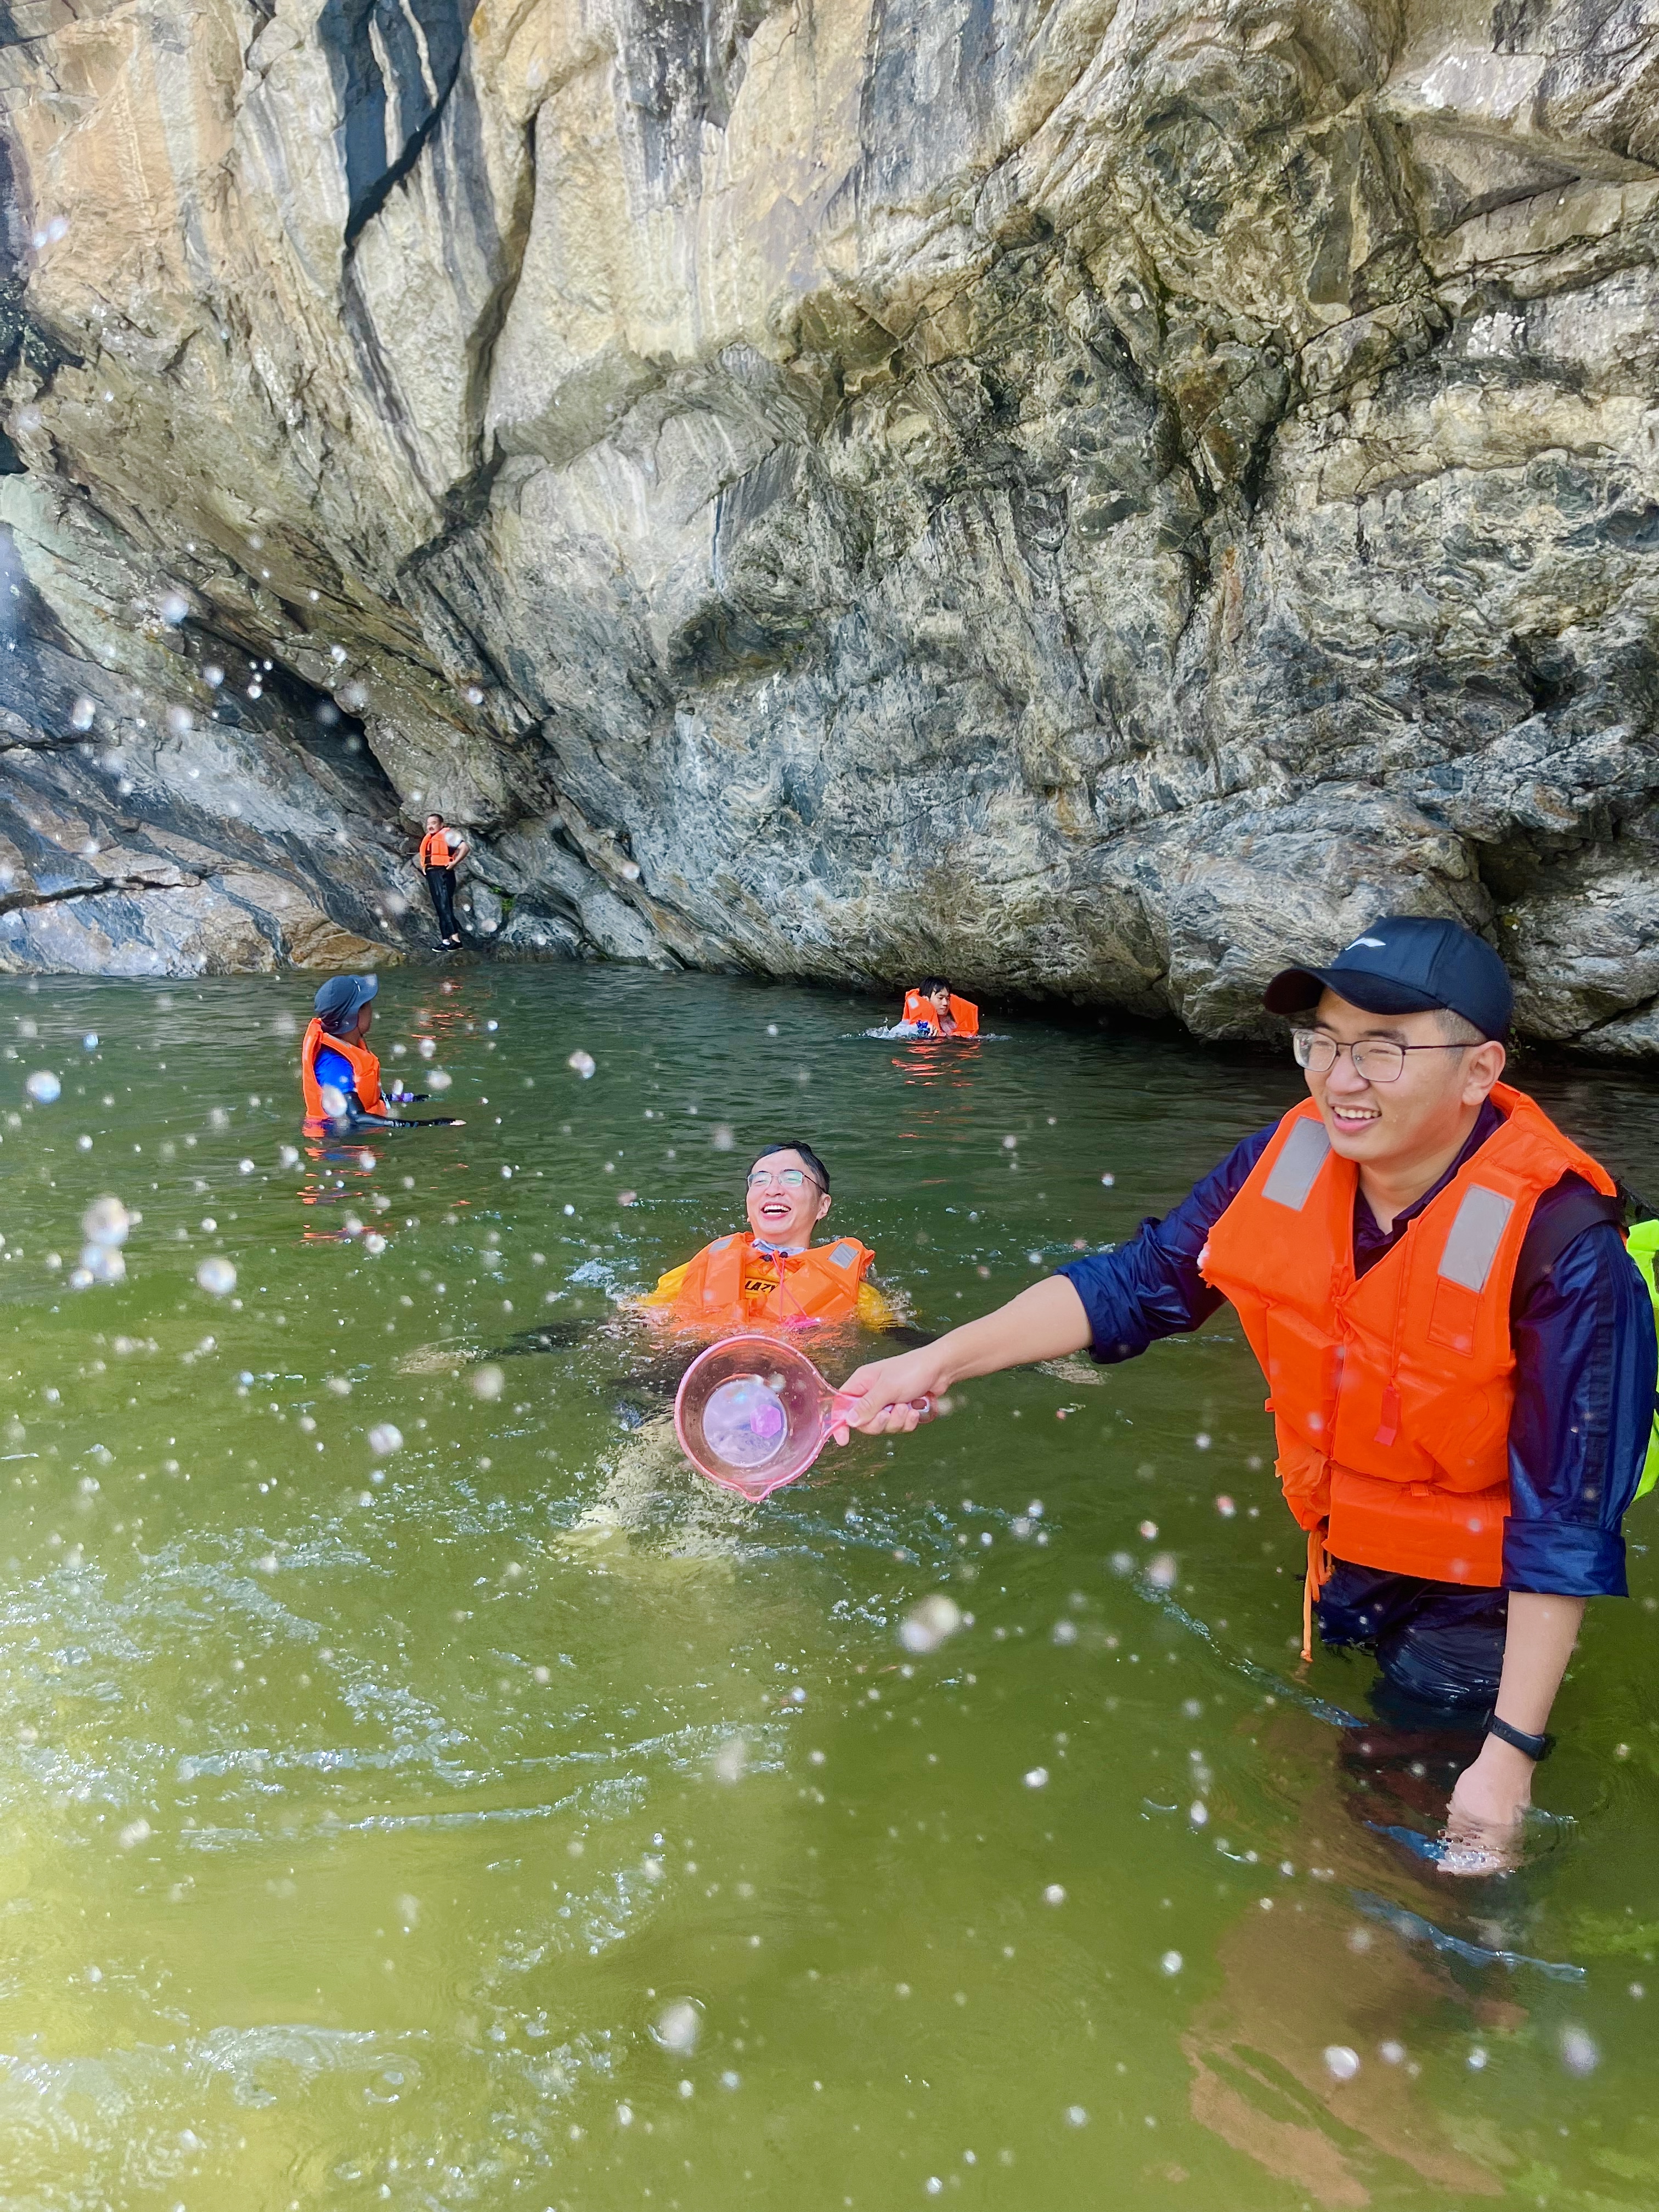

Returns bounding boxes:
[1175,1669,1590,2204]
[297,1131,394,1244]
[1180,1864,1510,2204]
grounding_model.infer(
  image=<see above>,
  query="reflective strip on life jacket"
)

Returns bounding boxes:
[1437,1186,1515,1291]
[300,1018,386,1120]
[1261,1119,1329,1210]
[1201,1084,1615,1589]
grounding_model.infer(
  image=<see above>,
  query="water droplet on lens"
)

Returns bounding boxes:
[652,1999,702,2055]
[1559,2025,1598,2076]
[898,1594,962,1652]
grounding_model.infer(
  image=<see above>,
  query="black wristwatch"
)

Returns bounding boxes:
[1485,1712,1555,1762]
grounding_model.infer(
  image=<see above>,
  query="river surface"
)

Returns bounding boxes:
[1,965,1657,2212]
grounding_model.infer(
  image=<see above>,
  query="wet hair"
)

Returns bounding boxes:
[748,1139,831,1193]
[916,977,950,997]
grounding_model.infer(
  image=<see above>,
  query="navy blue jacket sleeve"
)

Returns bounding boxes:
[1503,1218,1656,1597]
[1056,1126,1276,1362]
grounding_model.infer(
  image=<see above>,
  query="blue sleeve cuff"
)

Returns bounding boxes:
[1502,1516,1627,1598]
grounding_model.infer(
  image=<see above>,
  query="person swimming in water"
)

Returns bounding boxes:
[299,975,461,1132]
[899,978,979,1037]
[406,1138,919,1376]
[554,1141,904,1559]
[640,1140,896,1331]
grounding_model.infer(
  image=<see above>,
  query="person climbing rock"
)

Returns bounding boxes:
[641,1141,896,1331]
[900,978,979,1036]
[839,917,1656,1871]
[300,974,461,1132]
[417,812,469,949]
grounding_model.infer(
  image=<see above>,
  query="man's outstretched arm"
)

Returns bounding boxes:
[837,1126,1275,1435]
[838,1277,1094,1433]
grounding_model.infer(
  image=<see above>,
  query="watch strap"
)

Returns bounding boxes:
[1485,1711,1554,1762]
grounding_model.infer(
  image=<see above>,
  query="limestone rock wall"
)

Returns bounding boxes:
[1,0,1656,1046]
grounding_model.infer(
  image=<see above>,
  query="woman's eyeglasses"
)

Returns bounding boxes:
[1291,1029,1472,1084]
[747,1169,820,1192]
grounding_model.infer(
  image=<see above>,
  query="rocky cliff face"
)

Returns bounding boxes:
[1,0,1656,1047]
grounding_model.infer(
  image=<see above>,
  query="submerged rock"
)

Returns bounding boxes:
[0,2,1656,1043]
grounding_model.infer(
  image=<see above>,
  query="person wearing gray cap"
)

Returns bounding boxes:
[300,975,460,1131]
[834,916,1656,1871]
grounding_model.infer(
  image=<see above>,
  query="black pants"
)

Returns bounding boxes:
[1317,1559,1507,1718]
[425,865,459,940]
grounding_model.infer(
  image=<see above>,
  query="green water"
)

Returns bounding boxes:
[2,966,1658,2212]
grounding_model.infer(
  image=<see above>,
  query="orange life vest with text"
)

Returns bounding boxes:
[901,991,979,1037]
[669,1233,875,1327]
[301,1018,387,1120]
[1200,1084,1615,1590]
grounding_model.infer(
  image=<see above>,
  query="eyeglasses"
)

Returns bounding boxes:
[1291,1029,1474,1084]
[747,1169,822,1192]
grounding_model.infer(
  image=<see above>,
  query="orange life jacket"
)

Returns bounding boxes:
[901,991,979,1037]
[668,1232,874,1327]
[419,829,458,870]
[1201,1084,1615,1605]
[301,1018,386,1120]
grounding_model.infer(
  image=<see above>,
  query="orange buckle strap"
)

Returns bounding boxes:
[1301,1528,1333,1665]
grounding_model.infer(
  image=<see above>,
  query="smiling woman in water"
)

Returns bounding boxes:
[840,916,1657,1872]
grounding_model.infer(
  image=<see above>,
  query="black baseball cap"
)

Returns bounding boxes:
[1263,916,1512,1040]
[313,973,379,1022]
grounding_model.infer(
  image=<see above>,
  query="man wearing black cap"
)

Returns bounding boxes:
[838,917,1656,1867]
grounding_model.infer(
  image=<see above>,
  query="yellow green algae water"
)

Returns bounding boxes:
[1,965,1658,2212]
